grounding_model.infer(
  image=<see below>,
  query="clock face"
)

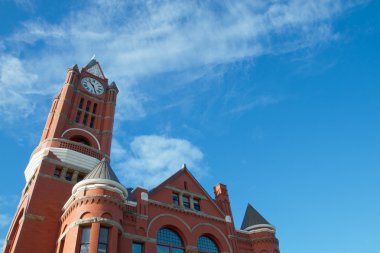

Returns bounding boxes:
[81,77,104,95]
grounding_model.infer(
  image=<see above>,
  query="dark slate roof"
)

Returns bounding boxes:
[241,203,270,230]
[86,58,98,68]
[126,188,135,201]
[84,158,120,183]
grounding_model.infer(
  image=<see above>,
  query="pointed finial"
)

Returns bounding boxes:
[182,163,187,169]
[91,54,96,60]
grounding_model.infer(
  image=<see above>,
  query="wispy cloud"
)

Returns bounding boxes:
[230,95,283,113]
[0,0,367,122]
[114,135,205,188]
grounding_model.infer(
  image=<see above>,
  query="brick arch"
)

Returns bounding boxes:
[61,128,100,150]
[147,214,191,246]
[101,212,113,219]
[192,223,232,253]
[80,211,92,219]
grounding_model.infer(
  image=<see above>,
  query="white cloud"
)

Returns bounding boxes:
[114,135,205,188]
[0,0,367,121]
[230,95,283,113]
[0,214,11,227]
[0,54,39,121]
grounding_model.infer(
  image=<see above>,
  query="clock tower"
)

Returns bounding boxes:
[4,59,118,253]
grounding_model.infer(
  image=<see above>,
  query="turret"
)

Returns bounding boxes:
[58,158,127,253]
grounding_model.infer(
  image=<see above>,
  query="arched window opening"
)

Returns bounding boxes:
[85,101,91,112]
[197,236,220,253]
[156,227,185,253]
[79,98,84,109]
[70,136,90,146]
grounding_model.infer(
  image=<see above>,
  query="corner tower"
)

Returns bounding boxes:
[3,59,119,253]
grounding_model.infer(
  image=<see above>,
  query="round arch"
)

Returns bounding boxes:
[61,128,100,150]
[147,214,191,246]
[191,223,232,253]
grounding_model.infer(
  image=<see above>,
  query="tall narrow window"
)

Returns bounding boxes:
[98,227,109,253]
[79,98,84,109]
[86,101,91,112]
[157,228,185,253]
[172,193,179,206]
[83,113,89,125]
[133,242,143,253]
[183,196,190,209]
[90,116,95,128]
[76,111,82,123]
[80,227,91,253]
[92,103,97,114]
[58,238,65,253]
[194,198,200,211]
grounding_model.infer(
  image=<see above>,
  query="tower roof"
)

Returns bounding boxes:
[84,158,120,183]
[241,203,270,230]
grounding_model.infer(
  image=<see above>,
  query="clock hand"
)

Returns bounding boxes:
[90,83,96,94]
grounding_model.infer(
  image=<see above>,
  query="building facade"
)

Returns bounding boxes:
[3,60,280,253]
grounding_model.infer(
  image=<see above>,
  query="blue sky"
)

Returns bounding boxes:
[0,0,379,252]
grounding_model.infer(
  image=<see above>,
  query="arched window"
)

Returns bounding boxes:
[156,228,185,253]
[197,236,220,253]
[70,136,90,146]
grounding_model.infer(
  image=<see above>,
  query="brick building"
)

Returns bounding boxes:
[3,60,280,253]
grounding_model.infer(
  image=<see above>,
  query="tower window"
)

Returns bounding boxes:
[70,136,90,146]
[90,116,95,128]
[80,227,91,253]
[194,198,200,211]
[83,113,89,125]
[183,195,190,209]
[54,167,62,178]
[75,111,82,123]
[77,174,84,182]
[85,101,91,112]
[98,227,109,253]
[65,171,73,181]
[92,103,97,114]
[172,193,179,206]
[79,98,84,109]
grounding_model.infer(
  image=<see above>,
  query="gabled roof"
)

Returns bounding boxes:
[241,203,270,230]
[84,158,120,183]
[84,57,106,79]
[149,165,226,218]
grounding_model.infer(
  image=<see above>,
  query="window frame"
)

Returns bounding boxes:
[79,226,91,253]
[156,228,185,253]
[182,195,190,209]
[172,193,180,206]
[197,235,220,253]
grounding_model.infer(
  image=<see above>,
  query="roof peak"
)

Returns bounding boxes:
[240,203,270,230]
[84,158,120,183]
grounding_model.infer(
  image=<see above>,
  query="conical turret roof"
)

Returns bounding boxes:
[241,203,270,230]
[84,158,120,183]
